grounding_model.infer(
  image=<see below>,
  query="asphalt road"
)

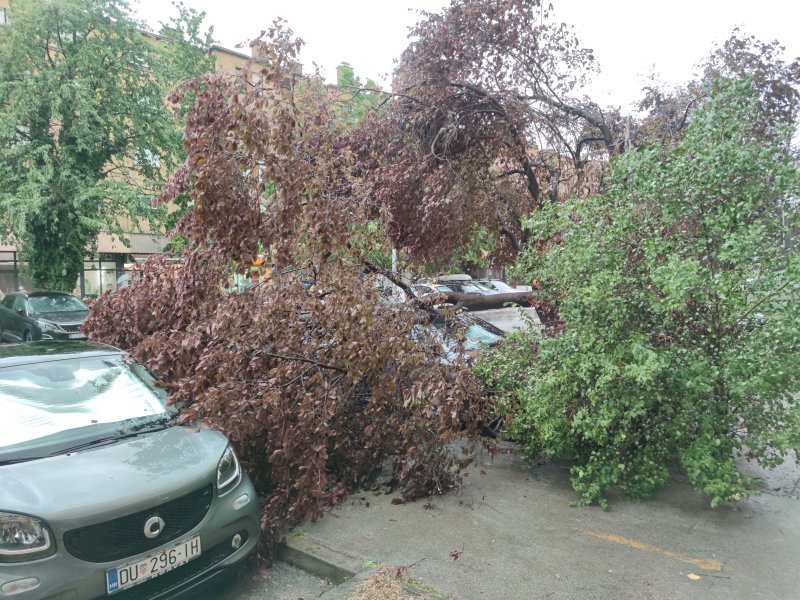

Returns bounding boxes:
[220,443,800,600]
[198,560,332,600]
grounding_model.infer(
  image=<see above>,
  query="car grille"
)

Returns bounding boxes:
[58,324,83,333]
[64,485,213,563]
[93,531,249,600]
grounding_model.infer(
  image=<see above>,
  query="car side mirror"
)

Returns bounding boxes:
[16,308,25,316]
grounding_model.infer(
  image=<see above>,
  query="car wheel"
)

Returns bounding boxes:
[23,330,33,342]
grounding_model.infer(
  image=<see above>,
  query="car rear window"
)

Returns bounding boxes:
[464,323,503,346]
[432,319,503,349]
[0,356,168,451]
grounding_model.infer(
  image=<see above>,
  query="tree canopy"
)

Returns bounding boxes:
[350,0,614,265]
[633,33,800,149]
[0,0,213,290]
[347,0,800,272]
[332,62,384,125]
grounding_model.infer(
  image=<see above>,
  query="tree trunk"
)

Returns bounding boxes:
[445,291,534,310]
[25,199,94,292]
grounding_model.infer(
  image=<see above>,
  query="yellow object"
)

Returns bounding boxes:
[583,529,724,572]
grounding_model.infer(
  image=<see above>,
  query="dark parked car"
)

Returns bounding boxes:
[0,291,89,342]
[0,341,260,598]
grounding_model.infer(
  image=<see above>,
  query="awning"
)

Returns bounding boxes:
[96,232,167,254]
[1,234,167,256]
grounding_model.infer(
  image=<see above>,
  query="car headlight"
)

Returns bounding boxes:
[0,512,55,563]
[35,320,60,333]
[216,445,241,494]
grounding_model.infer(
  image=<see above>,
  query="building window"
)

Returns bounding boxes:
[0,8,7,25]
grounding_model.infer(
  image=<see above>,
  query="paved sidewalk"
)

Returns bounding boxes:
[285,443,800,600]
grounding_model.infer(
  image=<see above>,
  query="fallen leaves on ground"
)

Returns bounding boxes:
[348,567,454,600]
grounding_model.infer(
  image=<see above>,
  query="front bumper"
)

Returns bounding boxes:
[0,474,260,600]
[39,332,87,341]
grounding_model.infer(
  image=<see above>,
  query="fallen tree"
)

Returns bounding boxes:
[479,79,800,508]
[84,24,490,549]
[443,291,534,311]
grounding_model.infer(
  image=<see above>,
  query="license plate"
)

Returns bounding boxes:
[105,535,202,594]
[68,333,86,339]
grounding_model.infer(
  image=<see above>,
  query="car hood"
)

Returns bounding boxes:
[0,425,228,527]
[34,310,89,325]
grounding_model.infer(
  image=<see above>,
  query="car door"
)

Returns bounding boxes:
[0,295,23,342]
[0,295,14,340]
[9,295,30,341]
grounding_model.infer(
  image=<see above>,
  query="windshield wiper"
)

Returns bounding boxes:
[47,420,173,457]
[0,456,40,466]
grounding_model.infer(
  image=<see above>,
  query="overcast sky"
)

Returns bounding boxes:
[133,0,799,110]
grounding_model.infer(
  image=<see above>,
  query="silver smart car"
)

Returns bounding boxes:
[0,342,260,599]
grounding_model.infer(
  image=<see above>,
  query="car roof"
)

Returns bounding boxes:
[0,341,122,368]
[3,291,75,299]
[28,291,75,296]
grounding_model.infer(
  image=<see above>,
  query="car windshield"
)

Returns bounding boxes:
[458,283,484,293]
[433,284,454,292]
[487,281,515,292]
[28,295,88,314]
[0,355,171,461]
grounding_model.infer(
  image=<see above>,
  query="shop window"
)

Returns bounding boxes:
[81,258,121,298]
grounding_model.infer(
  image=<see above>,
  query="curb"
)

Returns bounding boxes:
[276,535,364,585]
[276,534,453,600]
[316,572,375,600]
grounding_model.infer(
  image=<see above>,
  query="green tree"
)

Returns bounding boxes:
[480,79,800,508]
[334,62,384,125]
[0,0,212,290]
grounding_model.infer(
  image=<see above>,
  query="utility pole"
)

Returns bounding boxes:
[624,115,632,152]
